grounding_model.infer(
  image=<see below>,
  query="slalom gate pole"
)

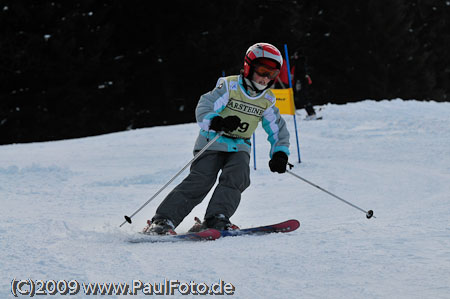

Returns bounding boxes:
[286,170,375,219]
[284,44,302,163]
[252,132,256,170]
[119,132,224,227]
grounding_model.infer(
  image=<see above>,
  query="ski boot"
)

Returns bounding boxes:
[142,218,176,235]
[187,217,204,233]
[188,214,239,232]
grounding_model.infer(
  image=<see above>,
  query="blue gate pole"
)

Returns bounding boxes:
[252,133,257,170]
[284,44,301,163]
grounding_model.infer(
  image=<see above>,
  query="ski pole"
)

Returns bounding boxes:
[286,169,375,219]
[119,132,224,227]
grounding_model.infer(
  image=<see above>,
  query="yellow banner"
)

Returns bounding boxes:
[272,88,296,115]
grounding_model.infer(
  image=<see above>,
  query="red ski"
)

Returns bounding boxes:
[128,219,299,243]
[218,219,300,238]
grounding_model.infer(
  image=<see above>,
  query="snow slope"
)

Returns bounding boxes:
[1,99,450,298]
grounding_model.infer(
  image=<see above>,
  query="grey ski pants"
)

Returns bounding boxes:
[153,150,250,227]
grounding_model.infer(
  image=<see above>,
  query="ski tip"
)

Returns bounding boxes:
[272,219,300,232]
[286,219,300,231]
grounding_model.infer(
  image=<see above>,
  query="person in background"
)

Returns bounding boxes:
[143,42,290,235]
[275,51,318,120]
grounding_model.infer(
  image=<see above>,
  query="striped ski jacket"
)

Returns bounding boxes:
[194,75,290,158]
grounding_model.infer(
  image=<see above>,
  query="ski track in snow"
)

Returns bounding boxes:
[1,99,450,298]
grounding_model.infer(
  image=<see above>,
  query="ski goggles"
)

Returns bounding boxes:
[253,64,280,80]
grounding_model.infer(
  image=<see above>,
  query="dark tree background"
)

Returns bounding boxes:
[1,0,449,144]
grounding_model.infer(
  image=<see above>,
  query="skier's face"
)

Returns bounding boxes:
[252,71,271,86]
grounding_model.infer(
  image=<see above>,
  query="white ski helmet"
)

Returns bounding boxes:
[243,42,283,78]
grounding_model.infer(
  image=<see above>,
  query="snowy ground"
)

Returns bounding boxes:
[1,99,450,298]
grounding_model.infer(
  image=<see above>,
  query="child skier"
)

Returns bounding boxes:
[144,42,291,235]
